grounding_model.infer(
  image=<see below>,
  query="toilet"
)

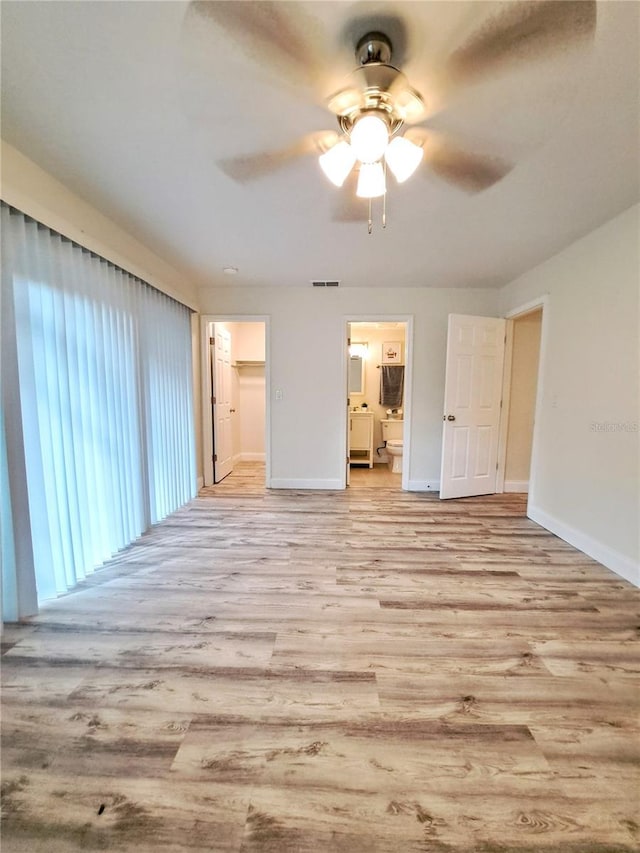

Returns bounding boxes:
[381,419,404,473]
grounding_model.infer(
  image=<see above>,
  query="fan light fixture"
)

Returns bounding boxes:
[319,116,422,195]
[318,32,427,232]
[357,162,386,198]
[319,141,356,187]
[350,115,389,163]
[385,136,424,183]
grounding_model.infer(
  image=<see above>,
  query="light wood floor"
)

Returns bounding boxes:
[349,463,403,488]
[2,462,638,852]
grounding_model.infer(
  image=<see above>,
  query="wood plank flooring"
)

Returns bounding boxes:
[2,462,639,852]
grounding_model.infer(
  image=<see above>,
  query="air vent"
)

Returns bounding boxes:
[311,280,340,287]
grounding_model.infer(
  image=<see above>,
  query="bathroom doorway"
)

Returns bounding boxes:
[345,319,412,490]
[200,316,270,490]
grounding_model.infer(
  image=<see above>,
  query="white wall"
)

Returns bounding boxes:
[233,322,266,363]
[227,323,266,462]
[499,204,640,585]
[504,310,542,489]
[198,287,499,489]
[236,367,266,460]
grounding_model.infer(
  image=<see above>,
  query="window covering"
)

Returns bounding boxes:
[1,203,196,620]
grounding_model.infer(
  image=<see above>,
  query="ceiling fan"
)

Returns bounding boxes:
[183,1,597,230]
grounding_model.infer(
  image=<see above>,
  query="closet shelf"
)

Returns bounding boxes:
[233,360,265,368]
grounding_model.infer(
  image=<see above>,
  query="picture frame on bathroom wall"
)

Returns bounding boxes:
[382,342,402,364]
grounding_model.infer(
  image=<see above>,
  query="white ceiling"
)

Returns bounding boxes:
[2,1,639,290]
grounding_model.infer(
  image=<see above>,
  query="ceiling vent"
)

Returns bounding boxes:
[312,280,340,287]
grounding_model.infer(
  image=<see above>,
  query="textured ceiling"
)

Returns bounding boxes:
[1,1,639,289]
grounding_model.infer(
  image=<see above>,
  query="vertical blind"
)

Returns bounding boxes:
[1,203,196,620]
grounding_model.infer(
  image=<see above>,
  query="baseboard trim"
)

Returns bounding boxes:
[528,503,639,587]
[269,478,344,490]
[504,480,529,493]
[239,452,265,462]
[407,479,440,492]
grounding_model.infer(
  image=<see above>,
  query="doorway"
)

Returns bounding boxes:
[201,317,269,488]
[497,304,544,495]
[346,319,412,490]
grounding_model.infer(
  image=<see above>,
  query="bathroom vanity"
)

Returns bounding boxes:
[349,411,374,467]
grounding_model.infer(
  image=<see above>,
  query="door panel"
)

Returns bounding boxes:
[440,314,505,499]
[346,331,351,486]
[212,325,233,483]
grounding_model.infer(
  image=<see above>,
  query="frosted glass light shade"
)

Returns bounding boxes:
[384,136,424,183]
[350,115,389,163]
[356,162,386,198]
[319,140,356,187]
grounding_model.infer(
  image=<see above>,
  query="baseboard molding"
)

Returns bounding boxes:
[528,503,639,587]
[407,479,440,492]
[239,452,265,462]
[504,480,529,493]
[269,478,343,490]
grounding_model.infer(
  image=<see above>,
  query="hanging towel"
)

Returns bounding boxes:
[380,365,405,407]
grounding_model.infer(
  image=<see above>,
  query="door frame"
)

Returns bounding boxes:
[200,314,271,488]
[496,295,549,512]
[341,314,414,491]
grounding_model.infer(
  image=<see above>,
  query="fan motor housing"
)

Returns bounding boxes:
[356,32,392,66]
[335,63,422,137]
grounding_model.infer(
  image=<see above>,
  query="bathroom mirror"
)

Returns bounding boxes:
[348,354,366,395]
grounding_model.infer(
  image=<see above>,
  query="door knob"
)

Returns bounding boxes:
[447,414,456,421]
[230,408,236,413]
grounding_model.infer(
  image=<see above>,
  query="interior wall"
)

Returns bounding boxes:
[236,367,266,461]
[226,323,266,462]
[504,310,542,490]
[499,203,639,585]
[197,287,499,489]
[233,323,266,362]
[351,325,406,464]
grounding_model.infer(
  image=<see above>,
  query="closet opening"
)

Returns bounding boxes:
[200,316,269,491]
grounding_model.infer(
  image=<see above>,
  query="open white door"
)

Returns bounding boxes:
[210,325,233,483]
[440,314,506,500]
[345,329,351,486]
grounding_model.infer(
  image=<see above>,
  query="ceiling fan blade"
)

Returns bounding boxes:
[446,0,596,83]
[406,129,512,192]
[184,1,325,89]
[219,131,338,183]
[426,142,513,193]
[387,75,427,124]
[327,86,363,118]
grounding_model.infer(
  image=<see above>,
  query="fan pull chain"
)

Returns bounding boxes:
[382,161,387,229]
[368,198,372,235]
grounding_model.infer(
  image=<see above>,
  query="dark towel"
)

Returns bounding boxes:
[380,365,404,407]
